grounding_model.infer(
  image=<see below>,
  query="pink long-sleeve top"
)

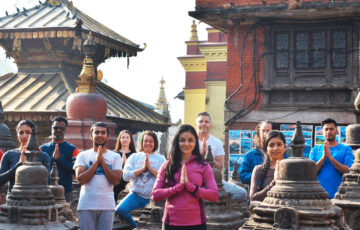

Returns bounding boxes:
[152,155,218,226]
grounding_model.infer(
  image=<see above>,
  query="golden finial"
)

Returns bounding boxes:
[76,31,98,93]
[190,20,198,41]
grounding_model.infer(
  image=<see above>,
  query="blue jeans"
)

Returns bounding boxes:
[115,192,149,227]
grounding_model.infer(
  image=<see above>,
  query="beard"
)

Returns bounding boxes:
[94,140,107,147]
[53,133,64,141]
[325,136,336,142]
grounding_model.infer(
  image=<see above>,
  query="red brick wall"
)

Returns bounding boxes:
[196,0,358,8]
[186,42,202,55]
[207,62,227,81]
[185,71,207,89]
[225,24,264,111]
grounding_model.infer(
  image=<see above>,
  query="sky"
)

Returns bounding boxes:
[0,0,209,123]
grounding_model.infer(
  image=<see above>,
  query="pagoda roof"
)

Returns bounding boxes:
[0,0,142,56]
[0,72,169,126]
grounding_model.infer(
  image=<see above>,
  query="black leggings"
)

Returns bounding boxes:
[162,223,207,230]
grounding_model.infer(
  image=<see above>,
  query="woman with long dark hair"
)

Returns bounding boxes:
[152,125,218,230]
[113,130,136,202]
[250,130,286,202]
[0,120,50,193]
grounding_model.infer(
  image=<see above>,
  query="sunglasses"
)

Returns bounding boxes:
[53,126,66,131]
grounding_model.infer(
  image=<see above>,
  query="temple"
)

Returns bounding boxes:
[0,0,170,144]
[189,0,360,172]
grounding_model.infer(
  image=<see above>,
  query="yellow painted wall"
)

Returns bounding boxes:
[184,88,206,127]
[205,81,226,142]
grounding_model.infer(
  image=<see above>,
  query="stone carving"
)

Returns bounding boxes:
[241,121,349,229]
[274,207,298,229]
[0,128,77,229]
[204,146,245,230]
[228,161,249,217]
[49,162,74,222]
[332,91,360,230]
[135,200,165,230]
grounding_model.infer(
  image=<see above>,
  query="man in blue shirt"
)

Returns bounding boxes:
[240,121,272,185]
[309,118,353,198]
[40,116,79,203]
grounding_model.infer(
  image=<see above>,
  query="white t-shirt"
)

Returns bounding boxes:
[123,152,166,199]
[199,134,225,158]
[74,149,122,210]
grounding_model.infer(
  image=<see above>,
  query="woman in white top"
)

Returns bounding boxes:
[115,131,166,228]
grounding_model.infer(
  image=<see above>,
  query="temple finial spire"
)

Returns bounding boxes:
[76,31,98,93]
[190,20,199,41]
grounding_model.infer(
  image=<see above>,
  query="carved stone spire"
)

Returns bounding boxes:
[291,121,305,157]
[189,20,199,41]
[204,145,214,165]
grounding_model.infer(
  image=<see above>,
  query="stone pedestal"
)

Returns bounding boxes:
[0,128,77,229]
[204,146,245,230]
[241,121,348,229]
[135,200,165,230]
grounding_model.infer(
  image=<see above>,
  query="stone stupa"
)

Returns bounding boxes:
[204,146,245,229]
[0,127,77,229]
[332,91,360,229]
[241,121,348,229]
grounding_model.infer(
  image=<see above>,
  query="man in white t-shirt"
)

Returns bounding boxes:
[196,112,247,200]
[196,112,225,171]
[74,122,122,230]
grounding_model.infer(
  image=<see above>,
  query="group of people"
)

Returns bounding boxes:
[239,118,353,202]
[0,114,353,230]
[0,112,226,230]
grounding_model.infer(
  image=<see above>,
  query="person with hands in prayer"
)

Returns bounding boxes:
[250,130,286,202]
[0,120,50,193]
[115,131,166,229]
[74,122,122,230]
[310,118,353,198]
[153,125,218,230]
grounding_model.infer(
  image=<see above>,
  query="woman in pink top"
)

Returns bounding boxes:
[153,125,218,230]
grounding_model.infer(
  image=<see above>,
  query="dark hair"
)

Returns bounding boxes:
[164,125,205,184]
[321,118,337,127]
[114,130,136,153]
[258,130,285,190]
[254,121,273,148]
[90,122,109,136]
[139,131,158,152]
[16,120,36,132]
[53,116,68,126]
[196,111,211,121]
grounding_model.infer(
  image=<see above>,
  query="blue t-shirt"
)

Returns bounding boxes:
[309,143,353,198]
[40,141,79,194]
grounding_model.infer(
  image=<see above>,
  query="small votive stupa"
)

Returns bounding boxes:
[0,128,77,229]
[241,121,348,229]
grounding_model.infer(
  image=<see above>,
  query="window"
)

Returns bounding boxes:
[263,23,356,108]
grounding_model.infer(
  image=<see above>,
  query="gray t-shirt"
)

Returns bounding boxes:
[123,152,166,199]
